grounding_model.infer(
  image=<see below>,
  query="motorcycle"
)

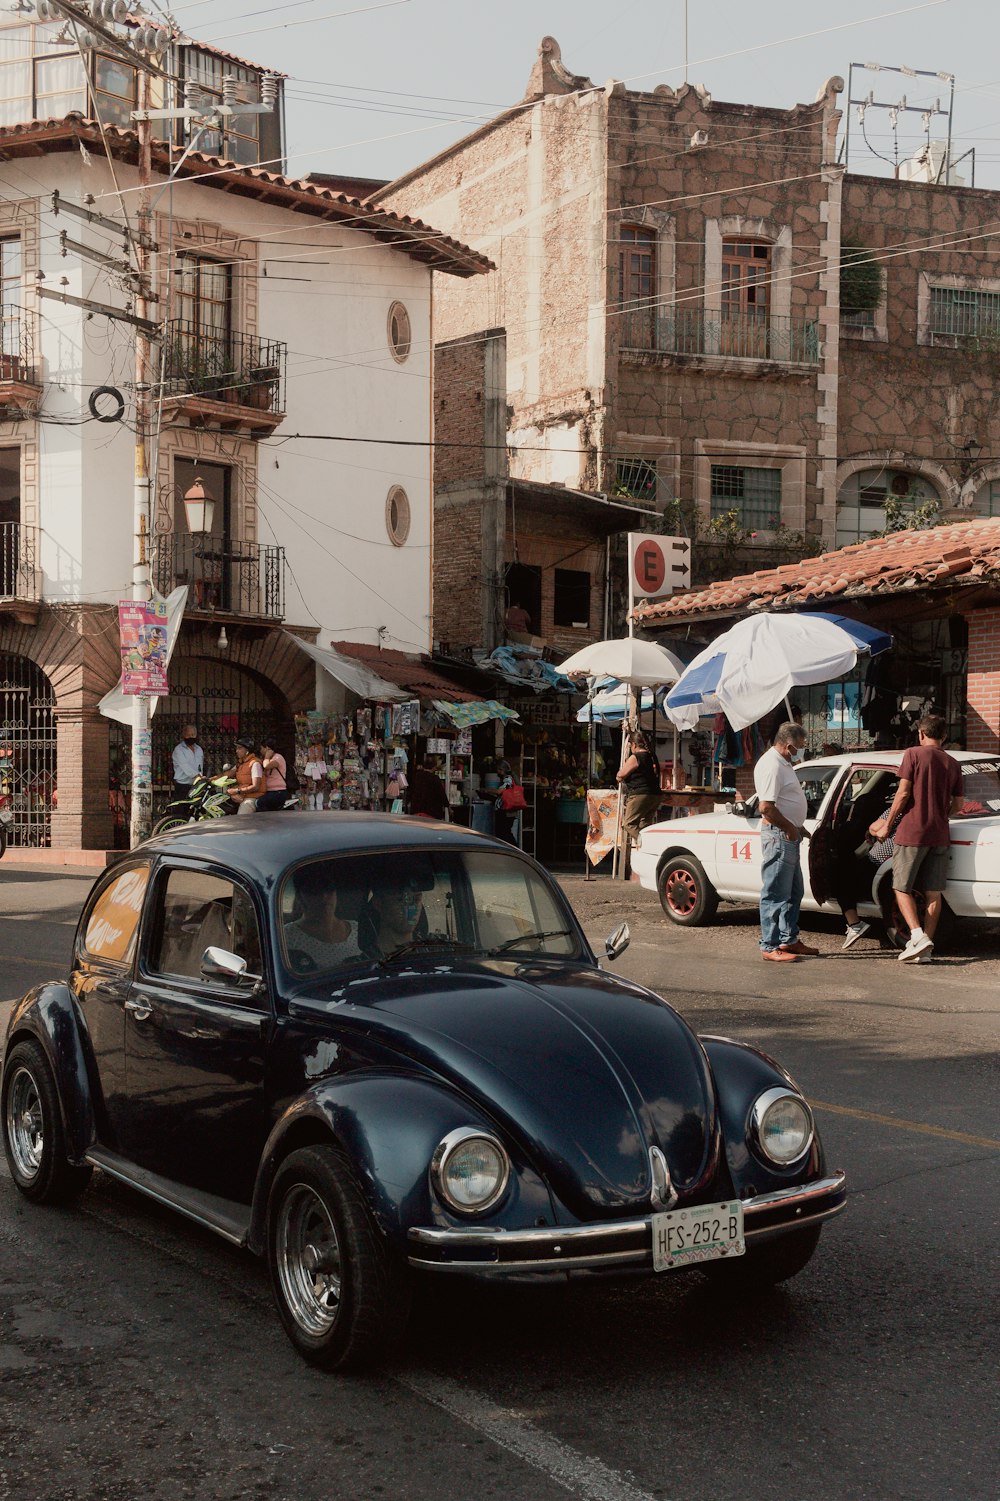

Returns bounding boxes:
[0,795,12,859]
[152,770,240,835]
[152,771,299,835]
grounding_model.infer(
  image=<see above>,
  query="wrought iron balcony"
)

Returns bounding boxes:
[0,522,39,605]
[0,306,42,411]
[619,306,820,365]
[153,534,286,621]
[160,320,287,433]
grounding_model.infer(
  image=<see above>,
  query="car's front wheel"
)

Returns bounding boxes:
[700,1224,821,1291]
[657,855,719,925]
[266,1144,410,1371]
[1,1038,93,1204]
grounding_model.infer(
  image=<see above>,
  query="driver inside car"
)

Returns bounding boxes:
[360,873,430,959]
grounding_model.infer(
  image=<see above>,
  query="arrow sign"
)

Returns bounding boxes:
[629,534,691,600]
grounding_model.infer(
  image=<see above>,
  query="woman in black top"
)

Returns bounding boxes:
[616,730,662,847]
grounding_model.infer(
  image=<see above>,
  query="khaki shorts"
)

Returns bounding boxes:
[892,844,950,893]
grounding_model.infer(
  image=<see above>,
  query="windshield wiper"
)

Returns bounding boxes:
[487,928,575,956]
[381,934,479,962]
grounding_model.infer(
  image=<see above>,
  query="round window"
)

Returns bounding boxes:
[387,301,411,363]
[386,485,411,546]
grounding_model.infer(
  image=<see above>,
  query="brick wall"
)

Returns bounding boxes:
[964,607,1000,751]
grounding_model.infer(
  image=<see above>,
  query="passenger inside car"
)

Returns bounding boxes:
[284,862,360,975]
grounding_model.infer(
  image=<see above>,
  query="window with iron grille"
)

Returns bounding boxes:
[710,464,781,530]
[614,456,658,504]
[930,285,1000,340]
[553,569,591,629]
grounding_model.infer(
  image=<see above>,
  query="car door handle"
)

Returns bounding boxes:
[125,997,152,1022]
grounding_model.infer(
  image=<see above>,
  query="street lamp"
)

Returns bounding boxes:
[959,438,982,482]
[182,476,215,535]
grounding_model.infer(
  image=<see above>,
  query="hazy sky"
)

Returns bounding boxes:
[169,0,997,189]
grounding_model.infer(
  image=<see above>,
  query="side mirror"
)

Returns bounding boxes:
[201,946,261,985]
[605,921,630,961]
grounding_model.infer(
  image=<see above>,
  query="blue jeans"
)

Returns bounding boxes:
[760,825,804,952]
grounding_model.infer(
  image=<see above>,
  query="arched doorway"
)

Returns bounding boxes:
[152,654,292,798]
[0,652,56,847]
[109,655,295,847]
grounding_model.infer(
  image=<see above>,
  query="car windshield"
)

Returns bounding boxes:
[279,848,581,978]
[956,758,1000,817]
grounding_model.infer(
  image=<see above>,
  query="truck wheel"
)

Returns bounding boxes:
[657,855,719,926]
[267,1144,410,1371]
[1,1038,92,1204]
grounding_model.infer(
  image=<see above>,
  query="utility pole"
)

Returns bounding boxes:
[130,64,154,847]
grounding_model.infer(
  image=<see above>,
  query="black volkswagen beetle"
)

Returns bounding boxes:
[1,815,845,1370]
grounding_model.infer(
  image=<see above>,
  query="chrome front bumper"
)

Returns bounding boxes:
[407,1170,846,1274]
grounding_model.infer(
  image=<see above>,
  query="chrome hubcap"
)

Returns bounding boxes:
[6,1066,43,1180]
[276,1184,343,1337]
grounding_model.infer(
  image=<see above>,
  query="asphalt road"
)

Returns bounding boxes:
[0,865,997,1501]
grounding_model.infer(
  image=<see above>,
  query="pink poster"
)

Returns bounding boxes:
[118,599,169,696]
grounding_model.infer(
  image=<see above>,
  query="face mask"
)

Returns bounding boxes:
[184,737,197,746]
[790,748,806,764]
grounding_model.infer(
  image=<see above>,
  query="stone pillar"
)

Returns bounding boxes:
[50,703,113,851]
[964,608,1000,752]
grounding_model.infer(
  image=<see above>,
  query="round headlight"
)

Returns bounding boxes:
[752,1088,814,1166]
[432,1128,510,1215]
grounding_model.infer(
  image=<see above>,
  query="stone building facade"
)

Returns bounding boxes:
[376,37,1000,582]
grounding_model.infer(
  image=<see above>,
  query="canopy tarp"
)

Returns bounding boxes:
[432,699,520,728]
[284,634,410,703]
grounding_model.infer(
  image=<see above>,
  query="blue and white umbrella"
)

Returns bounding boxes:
[663,611,892,731]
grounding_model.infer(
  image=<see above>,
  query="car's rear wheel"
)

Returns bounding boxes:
[1,1038,92,1204]
[266,1144,410,1371]
[699,1224,821,1291]
[657,855,719,926]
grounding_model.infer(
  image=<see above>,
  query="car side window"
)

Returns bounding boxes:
[82,863,151,966]
[148,868,263,983]
[794,763,840,819]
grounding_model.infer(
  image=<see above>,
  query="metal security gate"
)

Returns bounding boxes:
[110,656,292,846]
[0,653,56,847]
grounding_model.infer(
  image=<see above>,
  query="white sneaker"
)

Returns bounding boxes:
[915,952,933,964]
[899,932,934,962]
[842,920,871,950]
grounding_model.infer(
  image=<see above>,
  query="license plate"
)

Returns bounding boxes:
[651,1200,745,1271]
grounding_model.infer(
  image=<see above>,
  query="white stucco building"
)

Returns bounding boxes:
[0,19,488,850]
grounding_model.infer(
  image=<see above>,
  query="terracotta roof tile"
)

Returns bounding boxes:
[634,518,1000,624]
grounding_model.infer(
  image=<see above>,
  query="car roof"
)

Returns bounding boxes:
[137,812,495,885]
[811,750,997,765]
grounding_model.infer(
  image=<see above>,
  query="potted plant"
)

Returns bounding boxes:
[244,363,280,411]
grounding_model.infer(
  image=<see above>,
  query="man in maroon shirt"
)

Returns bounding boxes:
[869,713,964,963]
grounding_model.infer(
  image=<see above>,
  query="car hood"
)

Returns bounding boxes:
[329,961,719,1219]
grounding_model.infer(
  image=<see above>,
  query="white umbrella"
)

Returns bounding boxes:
[663,612,892,731]
[560,639,684,881]
[558,637,684,687]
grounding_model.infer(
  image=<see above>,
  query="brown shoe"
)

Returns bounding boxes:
[779,940,820,957]
[762,948,799,962]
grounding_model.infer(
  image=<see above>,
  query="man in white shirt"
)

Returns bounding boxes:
[753,722,816,963]
[172,724,204,800]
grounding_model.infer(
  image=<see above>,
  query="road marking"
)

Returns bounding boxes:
[811,1100,1000,1151]
[397,1371,658,1501]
